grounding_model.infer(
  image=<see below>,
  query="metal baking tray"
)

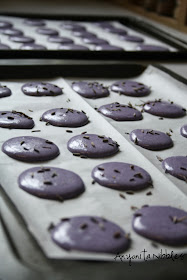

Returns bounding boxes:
[0,13,187,62]
[0,63,186,265]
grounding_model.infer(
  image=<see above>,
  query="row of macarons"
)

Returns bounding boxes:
[0,19,169,51]
[0,107,186,148]
[2,133,187,183]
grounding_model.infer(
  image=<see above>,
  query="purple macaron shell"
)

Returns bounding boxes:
[95,45,124,51]
[0,43,11,50]
[119,34,144,43]
[51,215,130,253]
[130,129,173,151]
[111,80,151,97]
[9,35,35,43]
[0,20,13,29]
[103,27,127,35]
[58,44,89,50]
[20,43,47,50]
[72,81,109,99]
[0,85,12,97]
[98,102,142,121]
[2,136,60,162]
[18,166,85,200]
[48,36,74,44]
[0,111,34,129]
[143,100,186,118]
[24,19,45,26]
[1,28,23,36]
[162,156,187,181]
[137,44,169,51]
[180,125,187,138]
[36,27,59,36]
[67,133,119,158]
[133,206,187,246]
[60,22,86,32]
[41,108,89,127]
[92,162,152,191]
[22,82,63,97]
[72,31,97,38]
[83,37,109,45]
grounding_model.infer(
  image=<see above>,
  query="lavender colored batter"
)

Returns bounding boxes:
[18,166,85,200]
[36,27,59,36]
[22,82,63,97]
[72,81,109,99]
[58,44,89,50]
[67,134,119,158]
[98,102,142,121]
[2,136,60,162]
[111,80,151,97]
[0,111,34,129]
[83,37,109,45]
[0,43,11,50]
[95,45,124,51]
[180,125,187,138]
[1,28,23,36]
[51,216,130,253]
[72,31,97,38]
[0,85,12,98]
[9,35,35,43]
[20,43,47,50]
[92,162,152,191]
[162,156,187,181]
[24,19,45,26]
[41,108,89,127]
[133,206,187,245]
[130,129,173,150]
[143,100,186,118]
[48,36,74,44]
[103,27,127,35]
[0,20,12,29]
[119,34,144,43]
[60,22,86,32]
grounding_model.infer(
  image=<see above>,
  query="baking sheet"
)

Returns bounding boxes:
[0,66,187,262]
[0,15,176,51]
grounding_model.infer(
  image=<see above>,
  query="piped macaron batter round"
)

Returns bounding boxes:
[162,156,187,181]
[18,166,85,200]
[41,108,89,127]
[72,81,109,99]
[98,102,142,121]
[130,129,173,151]
[111,80,151,97]
[143,100,186,118]
[51,215,130,254]
[2,136,60,162]
[92,162,152,191]
[0,111,34,129]
[0,85,12,98]
[132,206,187,246]
[180,125,187,138]
[22,82,63,96]
[67,134,119,158]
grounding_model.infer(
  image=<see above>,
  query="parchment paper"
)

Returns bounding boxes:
[0,66,187,261]
[0,15,176,51]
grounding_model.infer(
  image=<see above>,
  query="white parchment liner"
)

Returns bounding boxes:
[0,65,186,261]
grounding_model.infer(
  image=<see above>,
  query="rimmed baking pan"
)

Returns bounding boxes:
[0,13,187,61]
